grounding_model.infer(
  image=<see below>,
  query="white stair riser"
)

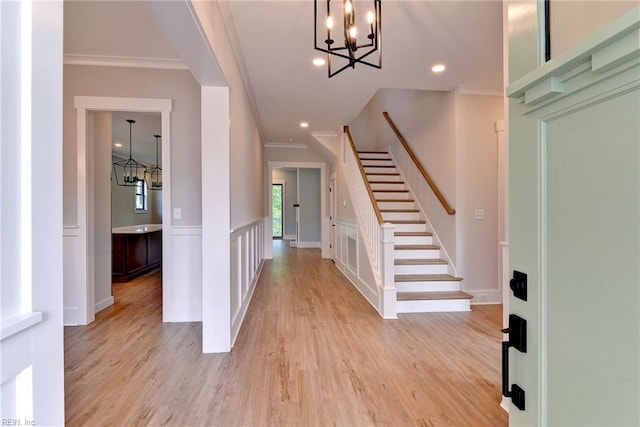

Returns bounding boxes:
[358,152,389,159]
[366,175,401,182]
[394,248,440,259]
[364,166,397,174]
[382,212,421,221]
[378,201,415,210]
[394,235,433,245]
[373,191,410,199]
[392,223,428,233]
[394,263,448,275]
[361,160,393,167]
[395,280,461,292]
[396,298,471,313]
[369,182,406,191]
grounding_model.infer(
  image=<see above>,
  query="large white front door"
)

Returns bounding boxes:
[506,6,640,425]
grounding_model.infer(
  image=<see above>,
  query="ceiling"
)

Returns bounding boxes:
[111,112,162,165]
[64,0,503,148]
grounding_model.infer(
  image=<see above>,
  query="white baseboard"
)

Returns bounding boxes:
[64,306,79,326]
[467,289,503,305]
[95,296,114,313]
[296,241,321,248]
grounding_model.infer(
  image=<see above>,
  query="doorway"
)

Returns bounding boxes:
[66,96,171,326]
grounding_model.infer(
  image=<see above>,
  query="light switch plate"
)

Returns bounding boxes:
[475,209,485,220]
[173,208,182,220]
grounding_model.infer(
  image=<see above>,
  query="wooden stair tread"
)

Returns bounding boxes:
[395,244,439,250]
[395,258,447,265]
[395,231,432,236]
[388,220,426,224]
[358,151,388,154]
[397,291,472,301]
[368,180,405,184]
[395,274,462,282]
[377,198,414,202]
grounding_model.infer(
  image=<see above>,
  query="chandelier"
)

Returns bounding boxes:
[113,119,147,186]
[314,0,382,78]
[146,134,162,191]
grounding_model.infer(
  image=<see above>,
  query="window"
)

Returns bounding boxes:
[135,179,148,212]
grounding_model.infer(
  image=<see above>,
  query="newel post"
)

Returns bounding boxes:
[380,222,397,319]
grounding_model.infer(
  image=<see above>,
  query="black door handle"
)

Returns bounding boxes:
[502,314,527,411]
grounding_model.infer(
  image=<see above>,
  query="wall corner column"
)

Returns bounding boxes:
[201,86,231,353]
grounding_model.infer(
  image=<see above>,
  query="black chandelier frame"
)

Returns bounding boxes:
[314,0,382,78]
[113,119,147,187]
[145,134,162,191]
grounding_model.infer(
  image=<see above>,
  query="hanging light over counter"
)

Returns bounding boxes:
[146,134,162,191]
[314,0,382,78]
[113,119,146,186]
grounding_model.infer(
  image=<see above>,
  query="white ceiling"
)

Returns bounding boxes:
[64,0,503,147]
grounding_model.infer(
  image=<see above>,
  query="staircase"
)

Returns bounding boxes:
[358,150,472,313]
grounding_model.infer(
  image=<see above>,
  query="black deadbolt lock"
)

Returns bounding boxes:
[510,270,527,301]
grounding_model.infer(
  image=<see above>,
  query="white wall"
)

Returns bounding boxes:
[454,92,503,301]
[64,66,201,226]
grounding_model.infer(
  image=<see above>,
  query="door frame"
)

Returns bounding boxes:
[329,173,337,260]
[70,96,172,325]
[266,161,327,259]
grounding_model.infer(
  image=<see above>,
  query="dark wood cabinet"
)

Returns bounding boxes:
[112,229,162,282]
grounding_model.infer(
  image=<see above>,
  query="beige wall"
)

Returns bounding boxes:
[551,1,639,57]
[64,65,201,227]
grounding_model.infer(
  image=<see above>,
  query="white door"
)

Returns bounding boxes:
[329,176,337,260]
[0,1,65,424]
[506,7,640,425]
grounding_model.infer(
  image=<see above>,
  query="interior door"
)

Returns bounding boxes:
[506,8,640,425]
[329,176,336,259]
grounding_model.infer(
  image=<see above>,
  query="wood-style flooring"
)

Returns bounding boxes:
[65,241,508,426]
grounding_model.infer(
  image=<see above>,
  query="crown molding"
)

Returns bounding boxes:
[64,54,188,70]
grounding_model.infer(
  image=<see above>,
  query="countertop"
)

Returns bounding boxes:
[112,224,162,234]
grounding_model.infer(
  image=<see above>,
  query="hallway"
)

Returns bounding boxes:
[64,242,507,426]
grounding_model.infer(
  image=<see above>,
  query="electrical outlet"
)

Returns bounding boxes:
[479,293,489,302]
[474,209,485,220]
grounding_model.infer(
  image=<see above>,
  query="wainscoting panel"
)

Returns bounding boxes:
[231,218,265,345]
[63,227,81,326]
[165,226,203,322]
[334,219,380,313]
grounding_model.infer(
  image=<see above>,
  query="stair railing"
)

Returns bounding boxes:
[383,112,456,215]
[343,126,397,319]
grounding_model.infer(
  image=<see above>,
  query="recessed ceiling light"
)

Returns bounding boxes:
[114,143,123,147]
[300,122,309,128]
[313,58,326,66]
[432,64,446,73]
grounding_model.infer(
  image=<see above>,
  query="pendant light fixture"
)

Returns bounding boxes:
[314,0,382,78]
[146,134,162,191]
[113,119,147,186]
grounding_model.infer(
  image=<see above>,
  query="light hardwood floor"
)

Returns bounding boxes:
[65,241,508,426]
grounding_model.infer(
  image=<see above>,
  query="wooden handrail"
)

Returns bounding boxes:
[382,112,456,215]
[343,126,385,225]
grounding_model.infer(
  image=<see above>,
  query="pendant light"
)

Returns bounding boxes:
[146,134,162,190]
[113,119,147,186]
[314,0,382,78]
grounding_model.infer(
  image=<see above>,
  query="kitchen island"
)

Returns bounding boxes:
[112,224,162,282]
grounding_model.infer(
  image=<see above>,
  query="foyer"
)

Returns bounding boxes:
[65,241,507,426]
